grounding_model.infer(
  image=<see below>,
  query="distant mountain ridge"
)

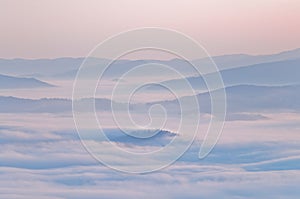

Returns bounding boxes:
[0,96,113,113]
[144,84,300,114]
[157,58,300,90]
[0,74,54,89]
[1,84,299,114]
[0,48,299,79]
[194,48,300,70]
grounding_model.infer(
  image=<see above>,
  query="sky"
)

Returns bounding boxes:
[1,0,300,59]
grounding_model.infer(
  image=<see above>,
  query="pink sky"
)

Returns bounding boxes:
[1,0,300,58]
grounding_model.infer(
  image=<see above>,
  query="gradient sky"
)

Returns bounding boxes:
[1,0,300,59]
